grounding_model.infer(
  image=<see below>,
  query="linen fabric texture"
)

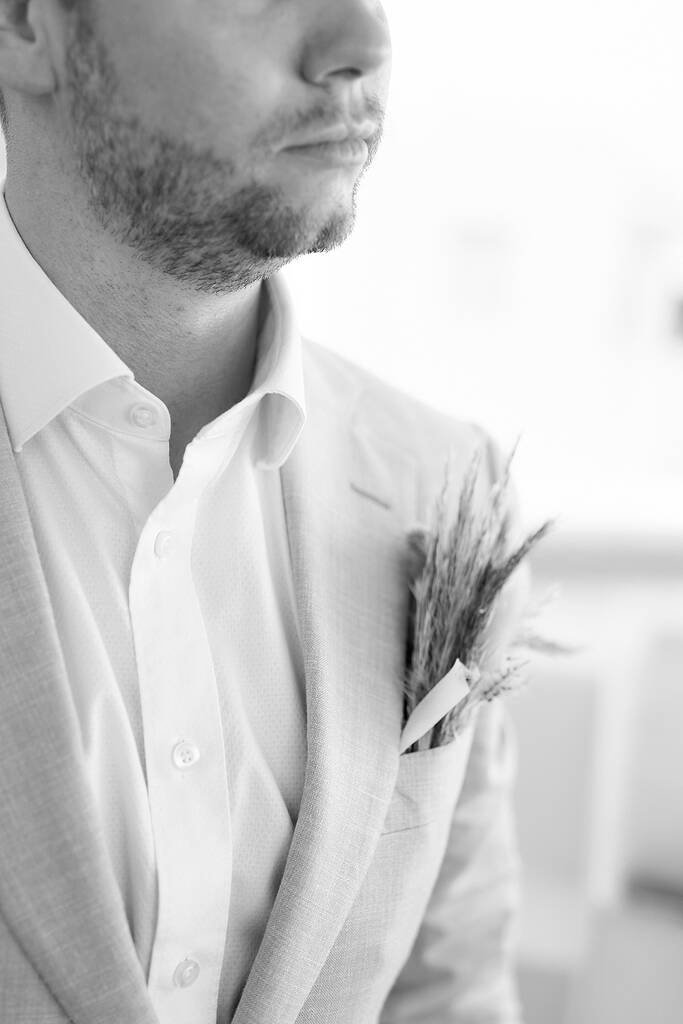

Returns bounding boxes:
[0,187,524,1024]
[0,182,309,1022]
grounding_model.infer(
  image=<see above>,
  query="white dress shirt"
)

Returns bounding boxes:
[0,184,309,1024]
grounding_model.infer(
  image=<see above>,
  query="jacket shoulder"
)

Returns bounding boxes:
[302,337,505,508]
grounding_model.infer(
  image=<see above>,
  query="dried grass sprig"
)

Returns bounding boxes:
[402,444,556,752]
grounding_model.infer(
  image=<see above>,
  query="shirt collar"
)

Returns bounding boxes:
[0,181,306,471]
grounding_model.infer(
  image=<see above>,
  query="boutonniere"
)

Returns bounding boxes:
[400,443,557,754]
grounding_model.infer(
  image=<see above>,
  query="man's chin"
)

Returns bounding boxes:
[302,209,356,255]
[238,199,356,261]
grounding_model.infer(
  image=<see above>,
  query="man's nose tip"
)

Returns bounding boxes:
[300,1,391,85]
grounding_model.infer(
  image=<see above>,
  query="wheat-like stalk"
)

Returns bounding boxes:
[402,445,554,752]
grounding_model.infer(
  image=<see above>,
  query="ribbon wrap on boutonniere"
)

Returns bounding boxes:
[400,442,558,754]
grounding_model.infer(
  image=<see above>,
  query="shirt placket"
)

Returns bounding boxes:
[129,436,237,1024]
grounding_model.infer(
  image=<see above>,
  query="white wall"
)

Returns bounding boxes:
[285,0,683,537]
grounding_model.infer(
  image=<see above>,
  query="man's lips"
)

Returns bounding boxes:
[283,120,377,147]
[282,136,369,166]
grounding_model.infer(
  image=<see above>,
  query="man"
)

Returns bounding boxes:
[0,1,523,1022]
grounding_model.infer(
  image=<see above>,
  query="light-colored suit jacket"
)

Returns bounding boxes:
[0,335,522,1024]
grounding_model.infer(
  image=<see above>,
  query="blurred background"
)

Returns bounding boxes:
[285,1,683,1021]
[2,1,680,1019]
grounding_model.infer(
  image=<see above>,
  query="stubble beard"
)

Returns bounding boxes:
[64,12,371,294]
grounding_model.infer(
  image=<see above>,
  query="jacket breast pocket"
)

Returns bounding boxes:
[381,725,475,834]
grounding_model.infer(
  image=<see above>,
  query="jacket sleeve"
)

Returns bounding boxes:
[378,698,524,1023]
[379,426,527,1023]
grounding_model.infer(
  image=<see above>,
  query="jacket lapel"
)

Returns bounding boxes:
[0,350,419,1024]
[232,362,418,1024]
[0,403,156,1024]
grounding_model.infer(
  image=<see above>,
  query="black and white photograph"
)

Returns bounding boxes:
[0,2,681,1022]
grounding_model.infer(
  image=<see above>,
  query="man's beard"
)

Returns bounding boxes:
[65,12,375,293]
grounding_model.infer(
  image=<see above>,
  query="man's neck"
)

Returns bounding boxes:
[4,169,265,453]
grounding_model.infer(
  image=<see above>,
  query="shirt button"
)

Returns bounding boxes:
[172,958,200,988]
[128,403,159,429]
[154,531,175,559]
[172,740,200,769]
